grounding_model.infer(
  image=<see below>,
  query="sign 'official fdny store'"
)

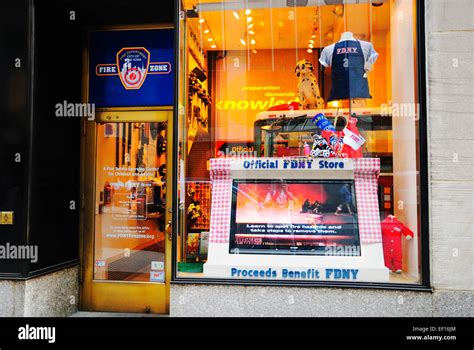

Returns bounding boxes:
[240,158,349,170]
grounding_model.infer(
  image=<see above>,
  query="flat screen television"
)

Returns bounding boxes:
[229,179,361,256]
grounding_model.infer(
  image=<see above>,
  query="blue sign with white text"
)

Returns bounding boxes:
[88,29,174,107]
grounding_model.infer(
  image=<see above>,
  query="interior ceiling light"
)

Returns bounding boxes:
[311,34,317,38]
[309,39,314,44]
[245,9,251,16]
[240,38,246,45]
[247,16,253,23]
[248,23,254,29]
[198,18,205,24]
[308,43,314,48]
[252,49,257,54]
[307,49,313,53]
[208,38,214,42]
[204,29,210,34]
[250,39,256,45]
[233,11,240,20]
[248,30,255,35]
[211,44,217,48]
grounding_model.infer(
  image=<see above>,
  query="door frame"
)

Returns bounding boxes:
[79,24,175,314]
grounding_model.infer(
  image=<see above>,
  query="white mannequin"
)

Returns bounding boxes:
[339,31,355,41]
[319,31,378,77]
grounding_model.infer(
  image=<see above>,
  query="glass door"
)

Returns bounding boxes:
[81,109,172,314]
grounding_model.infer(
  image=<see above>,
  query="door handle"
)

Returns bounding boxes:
[165,220,172,241]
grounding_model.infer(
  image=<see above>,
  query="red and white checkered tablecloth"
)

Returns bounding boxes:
[353,158,382,244]
[208,158,233,244]
[209,158,382,244]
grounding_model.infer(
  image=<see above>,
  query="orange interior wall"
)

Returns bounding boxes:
[214,39,389,143]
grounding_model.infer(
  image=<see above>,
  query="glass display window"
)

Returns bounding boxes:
[176,0,425,286]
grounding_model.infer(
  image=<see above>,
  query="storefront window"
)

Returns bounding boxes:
[176,0,423,285]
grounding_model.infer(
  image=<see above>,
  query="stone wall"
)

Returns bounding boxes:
[0,266,79,317]
[426,0,474,292]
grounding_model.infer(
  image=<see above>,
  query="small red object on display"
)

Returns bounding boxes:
[321,129,346,158]
[267,101,300,111]
[343,116,364,158]
[381,215,414,272]
[321,116,364,158]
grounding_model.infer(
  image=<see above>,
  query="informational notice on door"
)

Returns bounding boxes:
[93,122,167,283]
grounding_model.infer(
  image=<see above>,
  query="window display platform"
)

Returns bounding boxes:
[204,242,388,282]
[203,157,390,283]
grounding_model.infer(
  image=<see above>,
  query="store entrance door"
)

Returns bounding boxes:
[81,109,173,314]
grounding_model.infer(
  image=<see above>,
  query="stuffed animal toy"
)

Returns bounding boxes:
[310,133,335,158]
[295,59,325,110]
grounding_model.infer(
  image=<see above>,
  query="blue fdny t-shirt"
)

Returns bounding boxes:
[328,40,371,101]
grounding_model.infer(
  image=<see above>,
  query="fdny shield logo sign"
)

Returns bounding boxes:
[116,47,150,90]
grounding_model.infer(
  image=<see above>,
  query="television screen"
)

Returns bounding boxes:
[229,179,361,256]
